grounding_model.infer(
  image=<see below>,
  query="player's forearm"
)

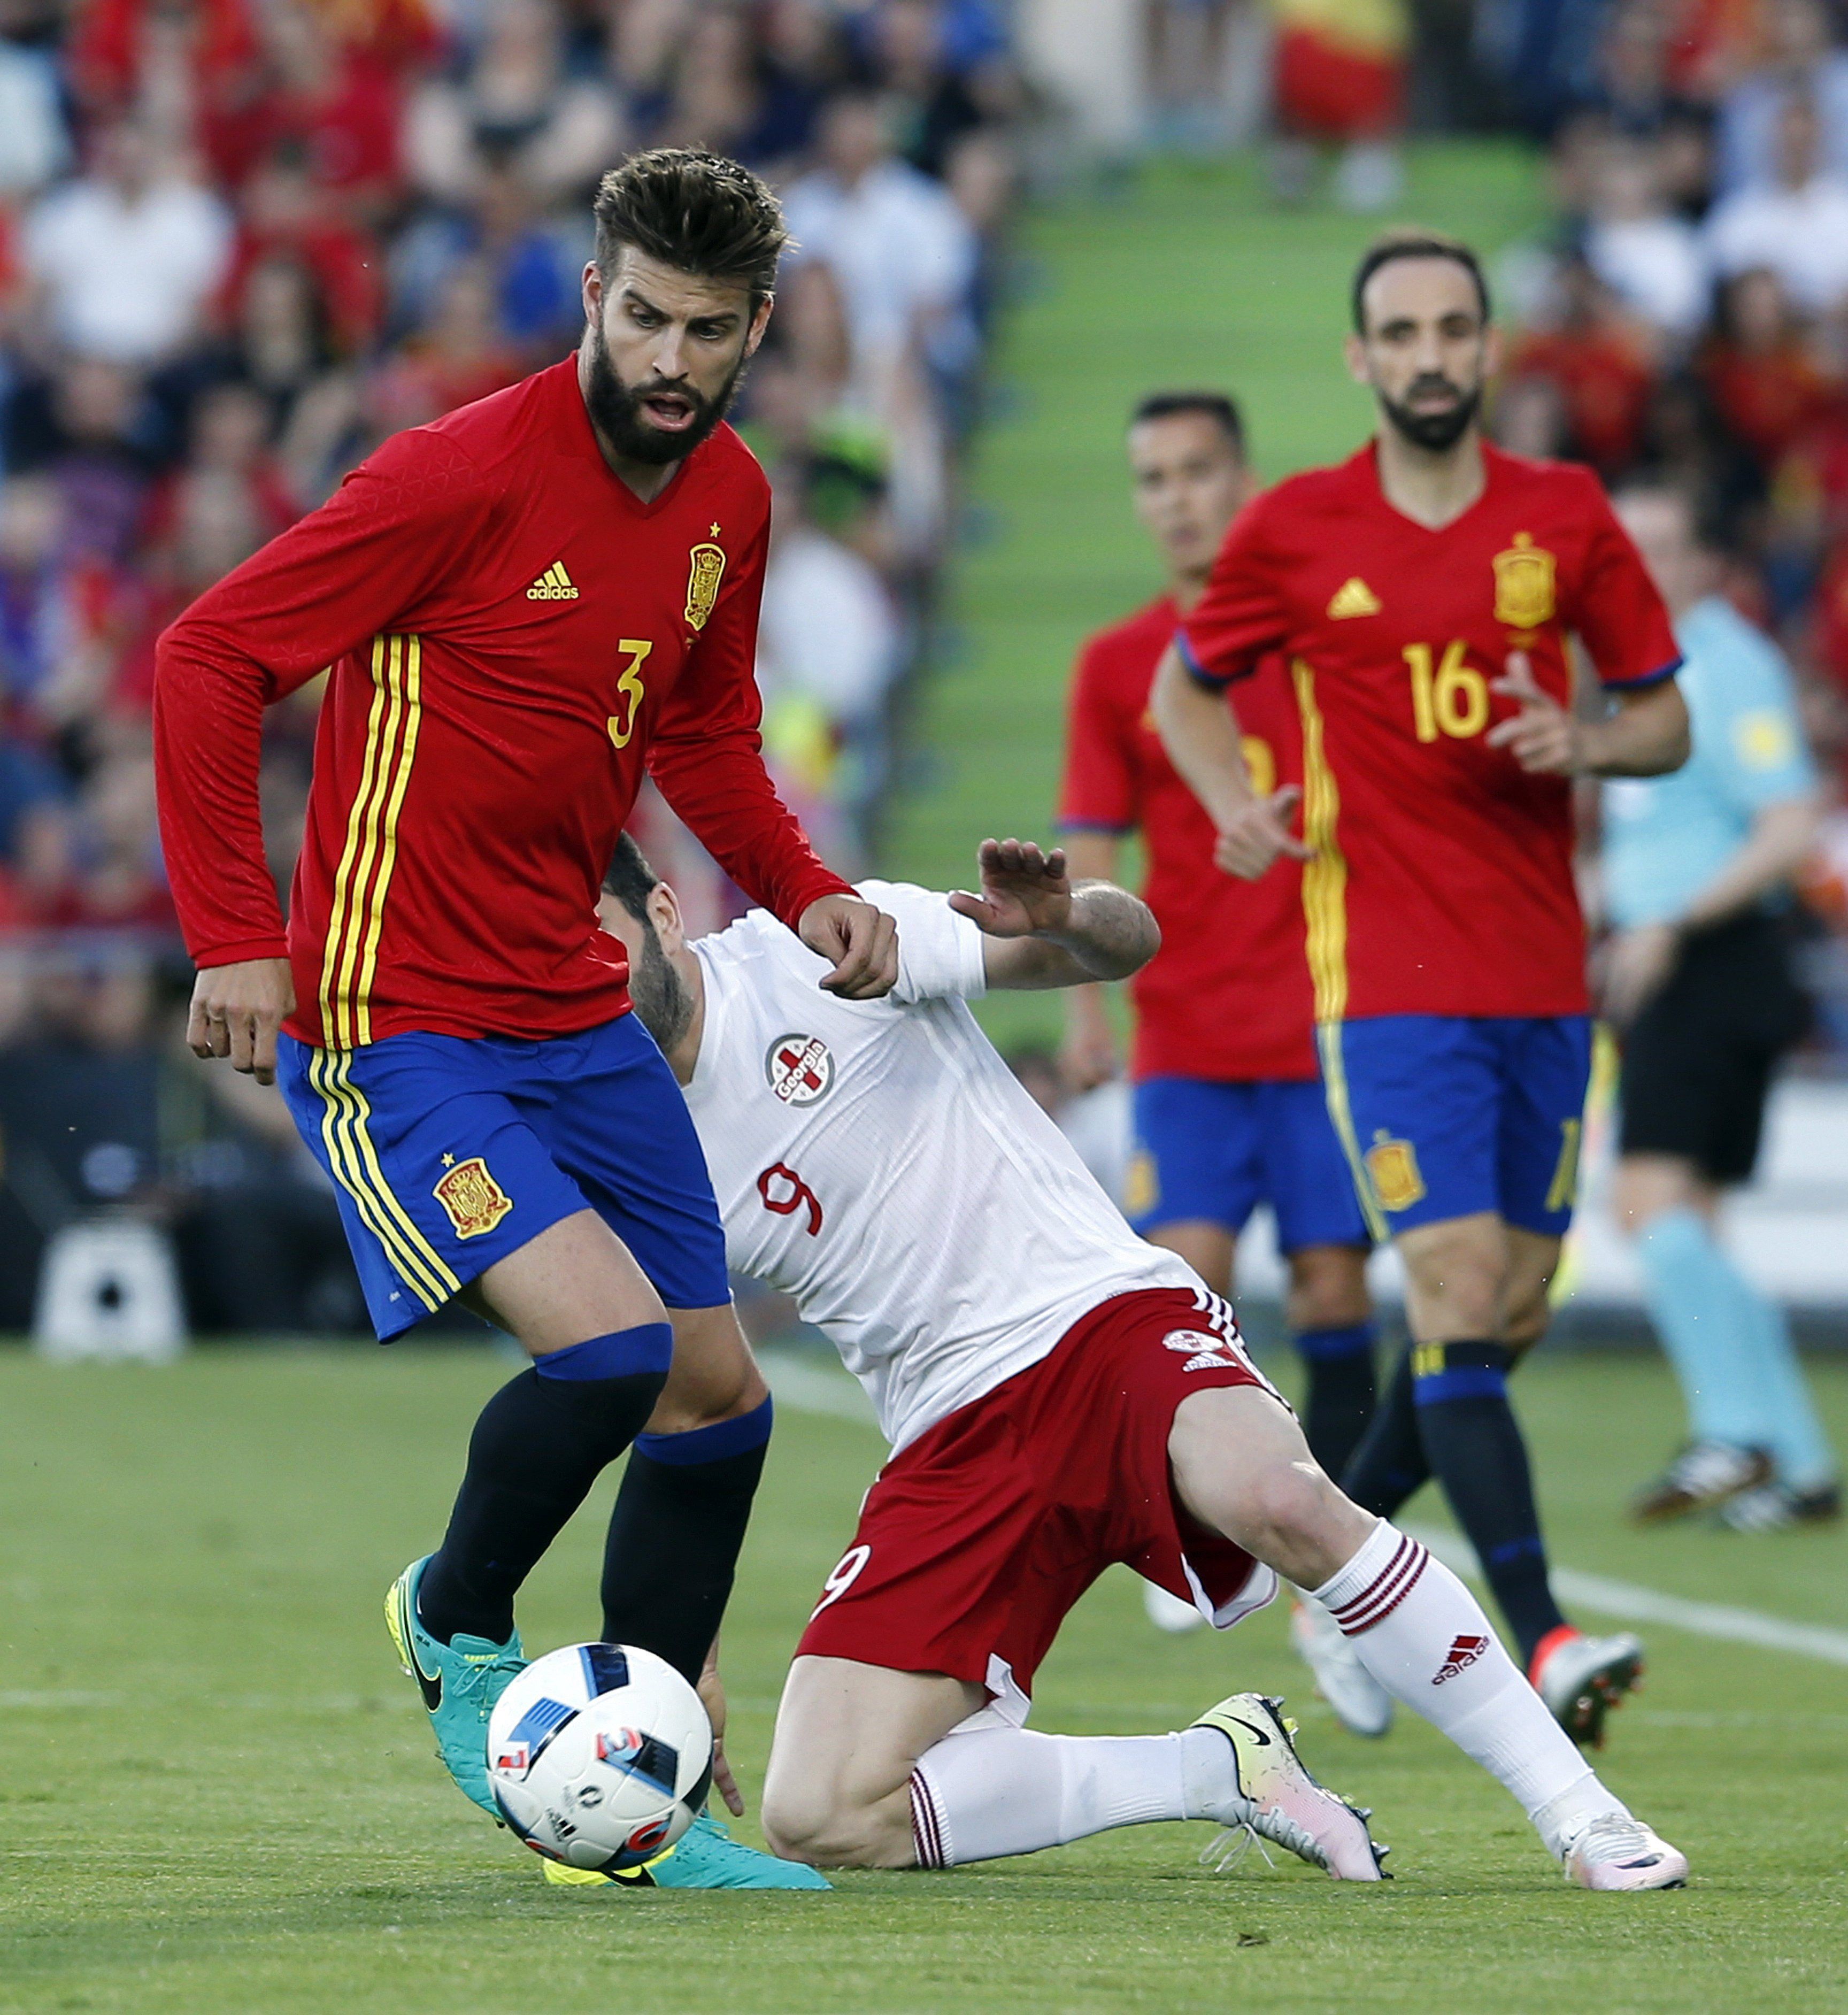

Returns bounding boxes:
[649,729,852,927]
[1675,796,1820,932]
[1041,880,1160,981]
[152,626,288,964]
[1581,681,1690,778]
[1150,644,1256,829]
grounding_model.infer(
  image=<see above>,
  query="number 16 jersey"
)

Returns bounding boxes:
[1177,441,1680,1021]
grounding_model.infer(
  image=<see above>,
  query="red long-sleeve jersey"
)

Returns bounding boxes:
[154,357,852,1048]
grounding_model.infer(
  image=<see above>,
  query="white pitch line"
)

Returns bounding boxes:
[763,1351,1848,1672]
[1407,1524,1848,1669]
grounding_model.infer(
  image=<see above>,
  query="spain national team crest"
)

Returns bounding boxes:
[766,1033,834,1106]
[1364,1133,1426,1214]
[684,525,727,632]
[1492,531,1556,632]
[433,1156,514,1239]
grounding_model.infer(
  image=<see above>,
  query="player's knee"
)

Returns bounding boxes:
[1286,1244,1370,1331]
[760,1778,890,1868]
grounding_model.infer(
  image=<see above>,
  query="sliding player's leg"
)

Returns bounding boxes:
[763,1653,1377,1876]
[1169,1385,1686,1889]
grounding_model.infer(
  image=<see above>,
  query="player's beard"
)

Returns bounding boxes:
[626,922,696,1058]
[583,327,749,467]
[1377,373,1482,453]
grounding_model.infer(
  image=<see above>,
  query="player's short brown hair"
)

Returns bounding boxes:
[603,830,663,922]
[592,149,790,307]
[1129,390,1245,457]
[1351,229,1491,334]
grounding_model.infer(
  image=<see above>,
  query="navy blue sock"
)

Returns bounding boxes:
[1411,1340,1566,1666]
[602,1394,774,1685]
[418,1324,674,1646]
[1295,1321,1377,1481]
[1341,1343,1430,1516]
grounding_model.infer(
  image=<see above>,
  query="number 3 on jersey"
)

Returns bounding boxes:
[1404,640,1489,743]
[606,640,651,749]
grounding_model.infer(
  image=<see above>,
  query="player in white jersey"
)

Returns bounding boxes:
[596,833,1688,1891]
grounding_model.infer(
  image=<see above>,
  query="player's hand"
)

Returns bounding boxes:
[186,956,295,1086]
[800,893,898,998]
[1213,786,1310,880]
[1488,651,1583,775]
[1600,921,1680,1026]
[696,1639,745,1818]
[948,836,1074,940]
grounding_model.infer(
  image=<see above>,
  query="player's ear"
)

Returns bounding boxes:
[743,294,774,360]
[582,261,604,327]
[1481,320,1504,380]
[648,880,687,956]
[1343,330,1370,387]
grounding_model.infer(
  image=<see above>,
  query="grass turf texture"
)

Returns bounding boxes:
[884,143,1552,1051]
[3,1342,1845,2013]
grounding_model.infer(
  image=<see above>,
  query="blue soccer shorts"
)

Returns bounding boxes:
[1319,1014,1593,1242]
[277,1013,730,1341]
[1125,1076,1370,1254]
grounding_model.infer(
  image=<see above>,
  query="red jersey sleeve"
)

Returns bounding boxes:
[1057,634,1137,833]
[1176,495,1290,687]
[1568,472,1683,688]
[153,428,494,968]
[646,515,853,929]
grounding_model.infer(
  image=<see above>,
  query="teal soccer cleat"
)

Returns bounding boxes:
[384,1555,526,1817]
[541,1814,831,1891]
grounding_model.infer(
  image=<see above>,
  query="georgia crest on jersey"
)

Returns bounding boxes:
[682,882,1201,1450]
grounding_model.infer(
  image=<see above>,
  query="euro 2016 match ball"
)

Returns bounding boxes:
[486,1643,714,1871]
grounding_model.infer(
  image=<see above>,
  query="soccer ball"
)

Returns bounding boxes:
[486,1642,714,1871]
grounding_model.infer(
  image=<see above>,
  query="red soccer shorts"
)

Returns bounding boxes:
[796,1288,1281,1705]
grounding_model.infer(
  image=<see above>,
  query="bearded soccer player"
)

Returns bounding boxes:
[1059,392,1377,1517]
[1150,232,1691,1746]
[585,831,1686,1891]
[152,151,896,1891]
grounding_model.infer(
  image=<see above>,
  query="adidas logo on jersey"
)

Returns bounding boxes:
[527,562,579,601]
[1433,1633,1490,1685]
[1327,576,1382,620]
[1163,1329,1238,1373]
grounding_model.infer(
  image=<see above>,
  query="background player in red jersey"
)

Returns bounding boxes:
[1150,232,1690,1745]
[1059,393,1377,1514]
[152,150,894,1888]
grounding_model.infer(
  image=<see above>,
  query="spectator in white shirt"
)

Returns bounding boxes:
[1584,134,1708,341]
[1707,91,1848,315]
[24,122,232,367]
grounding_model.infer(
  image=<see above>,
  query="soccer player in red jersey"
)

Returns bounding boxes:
[1059,392,1377,1508]
[1150,232,1691,1745]
[152,151,894,1888]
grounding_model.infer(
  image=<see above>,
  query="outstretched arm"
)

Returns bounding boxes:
[1149,643,1309,878]
[1488,651,1690,778]
[949,837,1159,990]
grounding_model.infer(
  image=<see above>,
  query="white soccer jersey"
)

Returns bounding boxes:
[683,881,1202,1450]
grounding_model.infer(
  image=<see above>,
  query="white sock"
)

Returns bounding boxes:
[1313,1522,1627,1855]
[908,1724,1230,1867]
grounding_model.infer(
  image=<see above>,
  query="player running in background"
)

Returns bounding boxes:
[592,832,1689,1890]
[1603,483,1838,1529]
[1058,391,1377,1526]
[152,150,894,1891]
[1150,231,1691,1745]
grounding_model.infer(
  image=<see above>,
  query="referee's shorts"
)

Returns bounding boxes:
[1618,911,1810,1186]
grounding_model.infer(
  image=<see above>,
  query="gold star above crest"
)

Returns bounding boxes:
[710,522,722,539]
[441,1153,456,1167]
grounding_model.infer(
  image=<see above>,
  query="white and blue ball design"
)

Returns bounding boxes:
[486,1643,714,1871]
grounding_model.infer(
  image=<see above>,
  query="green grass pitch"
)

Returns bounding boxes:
[2,1343,1845,2013]
[7,148,1847,2013]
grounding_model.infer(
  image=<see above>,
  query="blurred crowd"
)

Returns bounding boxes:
[1487,0,1848,1043]
[0,0,1022,1329]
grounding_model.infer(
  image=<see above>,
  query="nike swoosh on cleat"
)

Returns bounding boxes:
[1227,1717,1273,1747]
[398,1583,443,1711]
